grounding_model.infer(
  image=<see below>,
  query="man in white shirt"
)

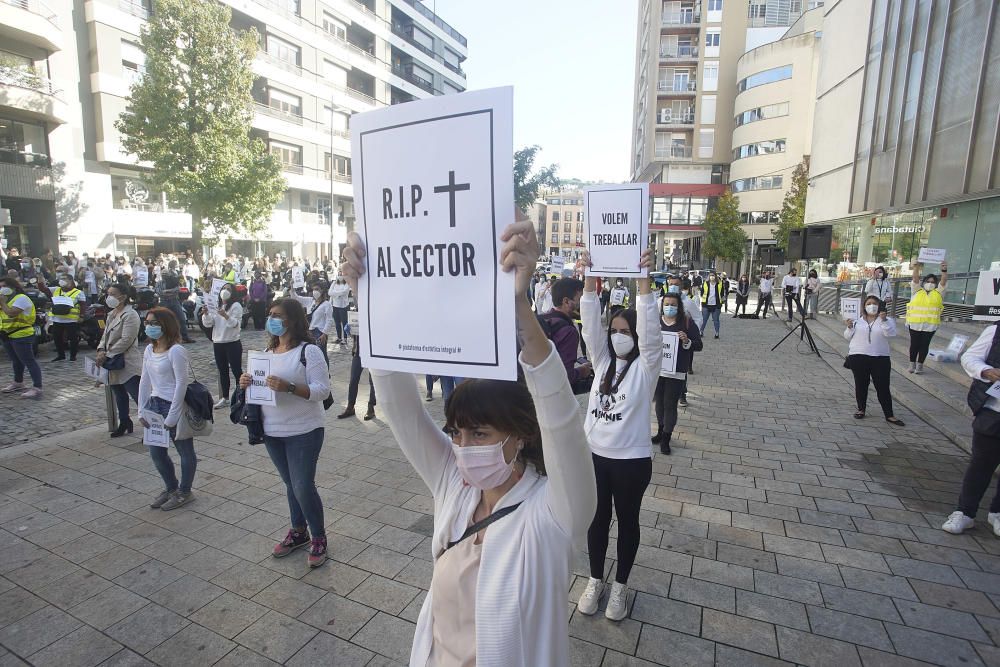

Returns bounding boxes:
[781,268,802,321]
[754,271,775,319]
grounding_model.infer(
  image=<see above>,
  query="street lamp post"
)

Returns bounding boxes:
[328,98,351,263]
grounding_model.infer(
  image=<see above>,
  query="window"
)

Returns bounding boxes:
[576,222,584,233]
[547,198,561,205]
[563,234,571,243]
[325,152,351,180]
[0,118,48,166]
[551,211,559,221]
[705,32,720,47]
[577,212,584,222]
[730,175,783,193]
[732,138,786,160]
[564,222,573,232]
[267,35,301,66]
[267,88,301,116]
[734,102,790,127]
[269,141,302,170]
[322,13,346,40]
[708,0,723,9]
[121,40,145,83]
[737,65,793,93]
[699,129,715,158]
[700,95,716,124]
[551,234,559,244]
[748,2,766,18]
[576,234,584,244]
[703,62,719,91]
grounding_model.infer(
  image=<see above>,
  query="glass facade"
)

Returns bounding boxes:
[734,102,789,127]
[652,195,710,225]
[736,64,792,92]
[732,138,786,161]
[731,175,783,192]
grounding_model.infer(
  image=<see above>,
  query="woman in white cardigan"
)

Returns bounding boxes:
[340,221,596,667]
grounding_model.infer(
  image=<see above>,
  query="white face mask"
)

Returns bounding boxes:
[105,295,120,309]
[924,282,936,291]
[312,290,322,299]
[0,287,12,297]
[451,436,518,490]
[865,304,879,315]
[58,280,68,288]
[611,332,635,357]
[219,290,231,301]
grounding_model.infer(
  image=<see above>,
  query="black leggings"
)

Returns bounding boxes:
[587,454,652,584]
[908,328,936,363]
[653,376,686,435]
[850,355,893,418]
[734,295,748,315]
[213,340,243,398]
[957,413,1000,517]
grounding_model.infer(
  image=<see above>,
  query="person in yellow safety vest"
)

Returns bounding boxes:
[222,263,237,283]
[699,271,725,339]
[0,277,43,399]
[906,260,949,374]
[49,272,87,362]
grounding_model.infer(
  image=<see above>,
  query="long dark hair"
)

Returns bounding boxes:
[146,306,181,348]
[446,380,546,475]
[600,307,639,396]
[266,297,312,350]
[661,291,686,324]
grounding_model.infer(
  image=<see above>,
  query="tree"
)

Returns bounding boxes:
[775,157,810,251]
[115,0,285,257]
[702,190,747,264]
[513,145,559,213]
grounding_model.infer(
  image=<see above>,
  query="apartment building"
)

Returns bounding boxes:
[539,191,586,259]
[0,0,467,261]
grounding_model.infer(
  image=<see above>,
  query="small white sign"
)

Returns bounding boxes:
[584,183,650,278]
[83,356,109,384]
[946,334,969,354]
[246,352,276,406]
[207,278,226,316]
[974,270,1000,321]
[292,267,305,289]
[143,413,169,447]
[841,297,861,321]
[987,382,1000,400]
[133,265,149,287]
[659,331,679,376]
[550,255,565,274]
[347,310,360,336]
[610,288,628,307]
[352,86,516,380]
[918,247,947,263]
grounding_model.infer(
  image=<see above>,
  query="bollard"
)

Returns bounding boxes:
[105,383,117,432]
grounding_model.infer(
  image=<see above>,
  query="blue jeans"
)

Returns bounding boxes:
[1,336,41,387]
[145,395,197,493]
[163,299,192,341]
[264,427,325,537]
[112,375,140,425]
[700,306,720,335]
[425,375,457,402]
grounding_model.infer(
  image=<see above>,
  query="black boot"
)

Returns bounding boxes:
[651,430,663,444]
[110,420,134,438]
[337,405,356,419]
[660,433,672,455]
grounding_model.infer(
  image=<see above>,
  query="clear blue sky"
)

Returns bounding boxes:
[428,0,638,183]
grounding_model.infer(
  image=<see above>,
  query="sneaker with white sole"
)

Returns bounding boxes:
[20,387,42,399]
[1,382,24,393]
[605,582,629,621]
[213,398,228,409]
[988,513,1000,538]
[577,577,604,616]
[942,511,975,534]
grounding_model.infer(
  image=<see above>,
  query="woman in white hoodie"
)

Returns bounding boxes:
[339,221,596,667]
[577,248,660,622]
[201,282,243,408]
[328,277,351,345]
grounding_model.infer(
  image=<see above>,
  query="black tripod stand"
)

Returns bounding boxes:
[771,292,820,358]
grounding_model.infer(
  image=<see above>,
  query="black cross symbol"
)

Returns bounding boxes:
[433,170,471,228]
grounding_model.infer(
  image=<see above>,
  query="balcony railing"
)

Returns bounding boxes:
[349,0,375,16]
[654,146,693,159]
[391,23,436,59]
[662,11,700,25]
[0,149,51,168]
[118,0,150,19]
[254,102,304,125]
[325,170,352,183]
[659,46,699,59]
[392,65,433,93]
[257,49,303,76]
[3,0,58,25]
[657,110,695,125]
[0,66,60,97]
[442,60,465,77]
[346,85,375,104]
[657,80,697,92]
[280,162,303,174]
[399,0,467,47]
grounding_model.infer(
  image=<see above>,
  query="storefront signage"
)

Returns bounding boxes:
[874,226,925,235]
[973,270,1000,321]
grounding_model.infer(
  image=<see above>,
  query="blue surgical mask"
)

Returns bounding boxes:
[266,316,287,336]
[668,285,680,294]
[663,305,678,318]
[145,324,162,340]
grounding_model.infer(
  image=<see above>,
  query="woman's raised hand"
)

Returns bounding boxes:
[340,232,367,296]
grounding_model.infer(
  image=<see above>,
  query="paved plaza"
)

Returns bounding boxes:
[0,316,998,666]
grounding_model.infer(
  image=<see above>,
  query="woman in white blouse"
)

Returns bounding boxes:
[328,277,351,345]
[340,221,597,667]
[864,266,893,308]
[305,282,334,363]
[844,294,904,426]
[201,282,243,409]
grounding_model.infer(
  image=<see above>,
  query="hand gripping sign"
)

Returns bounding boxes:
[584,183,650,278]
[351,87,516,380]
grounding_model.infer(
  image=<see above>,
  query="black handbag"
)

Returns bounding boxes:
[843,354,856,370]
[299,344,335,410]
[101,354,125,371]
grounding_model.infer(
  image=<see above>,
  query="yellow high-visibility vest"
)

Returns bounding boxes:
[0,294,36,339]
[52,287,82,321]
[906,287,943,326]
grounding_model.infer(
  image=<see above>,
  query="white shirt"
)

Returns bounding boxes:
[329,283,350,308]
[371,343,596,667]
[865,277,893,302]
[138,344,189,427]
[309,300,335,336]
[759,278,774,294]
[258,343,330,437]
[844,316,896,357]
[782,275,801,295]
[534,283,553,313]
[50,287,87,324]
[582,292,660,460]
[962,325,1000,414]
[201,302,242,343]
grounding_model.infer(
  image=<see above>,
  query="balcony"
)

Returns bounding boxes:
[0,0,61,51]
[654,146,693,160]
[118,0,149,19]
[254,102,304,126]
[659,45,699,60]
[398,0,467,47]
[345,84,375,104]
[391,23,435,59]
[662,11,700,26]
[0,160,54,200]
[442,60,465,77]
[325,170,351,184]
[657,109,695,126]
[0,66,67,123]
[392,64,433,93]
[657,80,697,94]
[279,162,303,175]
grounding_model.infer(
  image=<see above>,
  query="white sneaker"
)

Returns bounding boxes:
[988,513,1000,538]
[942,511,975,534]
[20,388,42,400]
[605,582,629,621]
[577,577,604,616]
[213,398,228,409]
[908,362,916,374]
[1,382,24,393]
[914,362,924,374]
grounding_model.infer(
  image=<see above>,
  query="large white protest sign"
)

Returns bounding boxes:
[918,247,946,264]
[974,270,1000,321]
[246,352,276,406]
[133,265,149,287]
[83,356,109,384]
[292,267,305,289]
[550,255,565,275]
[351,87,516,380]
[841,297,861,321]
[660,332,679,376]
[584,183,649,278]
[143,413,169,447]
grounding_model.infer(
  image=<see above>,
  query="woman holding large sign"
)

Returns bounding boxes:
[576,248,661,622]
[340,223,596,667]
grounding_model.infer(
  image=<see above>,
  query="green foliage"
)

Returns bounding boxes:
[513,145,559,213]
[703,190,747,263]
[776,157,810,251]
[115,0,285,252]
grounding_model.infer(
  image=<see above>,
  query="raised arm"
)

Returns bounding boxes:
[939,261,949,290]
[578,251,609,371]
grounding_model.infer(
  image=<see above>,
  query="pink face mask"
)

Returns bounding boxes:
[451,436,518,489]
